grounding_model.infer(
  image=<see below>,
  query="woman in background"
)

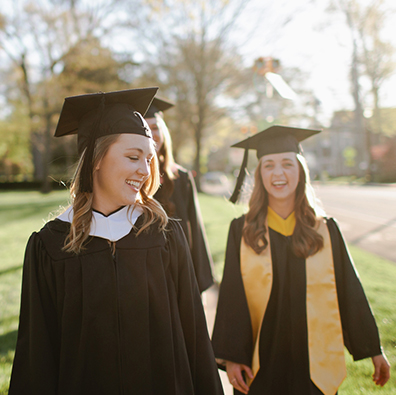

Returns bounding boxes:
[9,88,224,395]
[144,98,214,293]
[212,125,390,395]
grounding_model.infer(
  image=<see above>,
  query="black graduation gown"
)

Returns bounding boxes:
[9,217,224,395]
[154,168,214,293]
[212,215,382,395]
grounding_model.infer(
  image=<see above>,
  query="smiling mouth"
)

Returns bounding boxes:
[125,180,141,189]
[272,181,287,186]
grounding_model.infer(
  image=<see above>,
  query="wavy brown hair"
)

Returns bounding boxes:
[154,114,177,216]
[63,134,168,254]
[242,154,324,258]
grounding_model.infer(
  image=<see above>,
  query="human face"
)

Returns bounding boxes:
[260,152,300,207]
[92,134,155,215]
[145,117,163,153]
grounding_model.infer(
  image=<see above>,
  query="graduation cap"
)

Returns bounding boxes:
[229,125,321,203]
[54,87,158,193]
[144,97,175,118]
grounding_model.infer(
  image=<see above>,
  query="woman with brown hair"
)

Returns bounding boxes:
[144,98,214,293]
[9,88,223,395]
[212,125,390,395]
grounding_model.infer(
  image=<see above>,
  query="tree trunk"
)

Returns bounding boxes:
[350,36,367,177]
[41,95,52,193]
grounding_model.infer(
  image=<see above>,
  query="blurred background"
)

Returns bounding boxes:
[1,2,396,393]
[1,0,396,193]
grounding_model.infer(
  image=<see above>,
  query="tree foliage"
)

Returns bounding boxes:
[2,0,394,188]
[328,0,396,175]
[124,0,260,189]
[0,0,139,189]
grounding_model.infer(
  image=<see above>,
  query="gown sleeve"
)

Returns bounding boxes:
[211,217,253,369]
[167,220,224,395]
[184,170,214,293]
[328,218,382,360]
[9,232,59,395]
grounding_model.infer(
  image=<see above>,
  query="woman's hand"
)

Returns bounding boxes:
[371,353,390,386]
[226,361,253,394]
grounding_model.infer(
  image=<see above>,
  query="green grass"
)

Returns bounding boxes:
[198,194,246,280]
[0,190,395,394]
[0,190,70,394]
[336,245,396,394]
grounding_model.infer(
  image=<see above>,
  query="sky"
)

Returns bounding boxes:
[234,0,396,126]
[1,0,395,127]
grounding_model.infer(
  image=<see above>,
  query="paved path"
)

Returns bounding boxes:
[203,284,233,395]
[313,183,396,263]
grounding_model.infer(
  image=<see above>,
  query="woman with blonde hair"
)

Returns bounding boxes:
[9,88,223,395]
[212,125,390,395]
[144,98,214,293]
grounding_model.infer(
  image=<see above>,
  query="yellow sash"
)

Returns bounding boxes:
[241,217,346,395]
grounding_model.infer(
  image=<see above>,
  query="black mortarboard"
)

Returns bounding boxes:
[54,87,158,193]
[229,125,321,203]
[144,97,174,118]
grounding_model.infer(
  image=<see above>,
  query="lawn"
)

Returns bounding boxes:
[0,190,395,394]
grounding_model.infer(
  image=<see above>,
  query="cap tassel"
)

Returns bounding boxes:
[79,94,106,193]
[229,148,249,204]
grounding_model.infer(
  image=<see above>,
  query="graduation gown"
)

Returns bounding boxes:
[212,215,382,395]
[155,168,214,293]
[9,215,224,395]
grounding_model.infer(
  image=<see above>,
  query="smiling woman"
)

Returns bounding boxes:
[259,152,300,215]
[8,88,224,395]
[144,97,215,294]
[92,134,155,215]
[212,125,390,395]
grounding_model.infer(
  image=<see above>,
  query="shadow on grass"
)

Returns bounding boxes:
[0,266,22,277]
[0,330,17,395]
[0,201,61,224]
[0,330,17,361]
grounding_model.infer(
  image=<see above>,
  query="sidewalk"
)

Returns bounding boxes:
[203,284,233,395]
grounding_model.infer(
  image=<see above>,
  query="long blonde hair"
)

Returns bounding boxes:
[242,154,324,258]
[63,134,168,254]
[154,113,178,215]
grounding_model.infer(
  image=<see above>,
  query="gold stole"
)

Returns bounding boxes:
[240,214,346,395]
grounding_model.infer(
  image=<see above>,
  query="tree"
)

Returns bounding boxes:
[328,0,396,178]
[125,0,267,190]
[358,1,395,135]
[0,0,138,191]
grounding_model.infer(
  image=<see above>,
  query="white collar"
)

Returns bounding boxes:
[57,205,143,242]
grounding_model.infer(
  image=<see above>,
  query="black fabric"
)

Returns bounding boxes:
[231,125,320,156]
[145,97,174,118]
[154,168,214,293]
[212,216,382,395]
[229,149,249,204]
[54,88,158,138]
[9,217,223,395]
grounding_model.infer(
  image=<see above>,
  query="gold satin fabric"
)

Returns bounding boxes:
[306,219,346,395]
[240,234,272,385]
[240,215,346,395]
[267,206,295,236]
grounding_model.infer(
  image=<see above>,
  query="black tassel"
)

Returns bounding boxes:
[79,94,106,193]
[229,148,249,204]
